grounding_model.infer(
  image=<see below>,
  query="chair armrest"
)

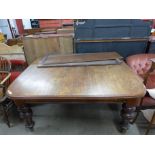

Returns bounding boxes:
[0,73,11,85]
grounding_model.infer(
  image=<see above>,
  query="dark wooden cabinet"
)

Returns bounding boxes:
[74,19,152,58]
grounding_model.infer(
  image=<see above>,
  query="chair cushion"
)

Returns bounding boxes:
[10,59,27,72]
[10,71,21,83]
[10,59,26,66]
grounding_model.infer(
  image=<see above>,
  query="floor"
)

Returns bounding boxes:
[0,103,154,135]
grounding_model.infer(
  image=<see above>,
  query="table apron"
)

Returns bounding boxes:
[13,97,142,107]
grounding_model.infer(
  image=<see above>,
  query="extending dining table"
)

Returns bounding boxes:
[7,52,146,132]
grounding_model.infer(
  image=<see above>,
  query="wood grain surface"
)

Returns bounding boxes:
[23,33,74,65]
[39,52,122,65]
[7,52,145,101]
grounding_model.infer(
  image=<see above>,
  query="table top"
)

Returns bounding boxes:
[7,52,146,101]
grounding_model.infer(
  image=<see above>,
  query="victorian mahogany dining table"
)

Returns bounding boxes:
[6,52,146,132]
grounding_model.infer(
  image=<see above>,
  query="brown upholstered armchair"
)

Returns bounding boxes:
[126,53,155,134]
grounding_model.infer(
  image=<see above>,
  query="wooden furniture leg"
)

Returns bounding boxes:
[1,98,14,128]
[130,108,141,124]
[120,103,136,132]
[145,111,155,135]
[17,105,34,130]
[131,98,143,124]
[2,104,11,128]
[120,98,141,132]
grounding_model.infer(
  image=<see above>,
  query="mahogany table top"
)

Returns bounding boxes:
[7,52,146,101]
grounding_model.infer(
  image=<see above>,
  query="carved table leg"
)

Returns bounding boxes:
[17,105,35,130]
[119,98,141,133]
[120,103,136,133]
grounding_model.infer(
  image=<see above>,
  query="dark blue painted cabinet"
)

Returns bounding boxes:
[75,19,152,58]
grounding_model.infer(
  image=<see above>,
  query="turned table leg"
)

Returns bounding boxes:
[120,103,136,132]
[17,105,35,130]
[119,98,141,133]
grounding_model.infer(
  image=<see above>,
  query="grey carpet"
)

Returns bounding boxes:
[0,103,154,135]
